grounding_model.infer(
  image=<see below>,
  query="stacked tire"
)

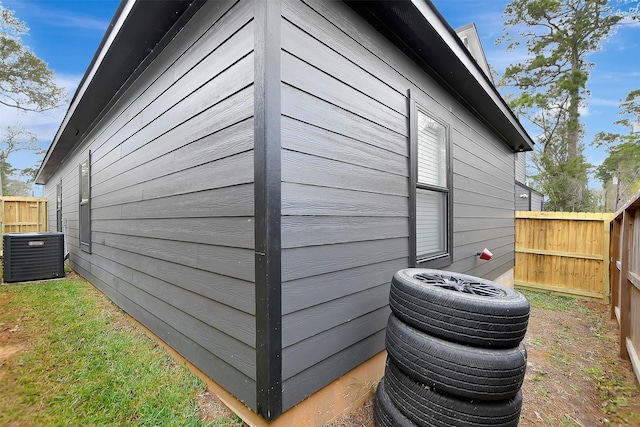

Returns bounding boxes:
[375,268,530,427]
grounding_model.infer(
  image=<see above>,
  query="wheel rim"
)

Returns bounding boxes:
[413,272,508,298]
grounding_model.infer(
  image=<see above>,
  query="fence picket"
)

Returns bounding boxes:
[515,211,613,303]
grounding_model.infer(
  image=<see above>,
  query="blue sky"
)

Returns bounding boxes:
[1,0,638,195]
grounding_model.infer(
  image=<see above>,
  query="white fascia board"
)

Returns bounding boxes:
[411,0,518,131]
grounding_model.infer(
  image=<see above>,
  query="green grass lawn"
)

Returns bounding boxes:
[0,274,236,426]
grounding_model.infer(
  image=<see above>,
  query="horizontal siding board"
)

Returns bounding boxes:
[94,118,253,194]
[282,258,407,315]
[87,0,247,168]
[91,244,255,337]
[92,205,122,221]
[72,262,257,409]
[282,0,411,97]
[119,184,254,219]
[195,245,255,283]
[282,183,407,217]
[454,176,514,204]
[455,202,515,219]
[282,117,406,177]
[102,265,256,379]
[453,184,515,210]
[453,146,514,187]
[93,231,199,268]
[282,84,406,156]
[120,55,254,158]
[450,246,515,279]
[91,243,254,313]
[282,238,408,282]
[93,217,254,249]
[454,233,514,253]
[454,216,513,232]
[281,19,405,114]
[451,122,514,172]
[282,306,389,381]
[173,0,254,78]
[95,239,253,294]
[282,150,407,197]
[453,161,514,196]
[91,2,254,167]
[94,112,253,190]
[281,51,406,136]
[92,151,253,208]
[281,216,408,249]
[282,283,390,348]
[281,327,386,411]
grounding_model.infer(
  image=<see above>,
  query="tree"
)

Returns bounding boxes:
[0,124,41,196]
[497,0,625,211]
[593,89,640,211]
[1,5,65,111]
[1,4,65,195]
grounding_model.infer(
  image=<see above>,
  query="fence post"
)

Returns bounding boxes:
[603,216,611,305]
[619,209,632,359]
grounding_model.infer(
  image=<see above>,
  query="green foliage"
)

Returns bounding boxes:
[531,146,595,211]
[0,278,216,426]
[1,5,65,111]
[592,89,640,210]
[0,4,65,193]
[0,124,41,195]
[497,0,627,211]
[518,289,586,313]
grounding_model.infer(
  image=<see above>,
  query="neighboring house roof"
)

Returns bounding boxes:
[36,0,535,185]
[516,180,544,198]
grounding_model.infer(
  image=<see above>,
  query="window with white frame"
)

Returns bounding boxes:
[412,108,451,267]
[56,180,62,232]
[79,154,91,252]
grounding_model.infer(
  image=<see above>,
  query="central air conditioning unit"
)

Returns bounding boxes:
[3,232,65,283]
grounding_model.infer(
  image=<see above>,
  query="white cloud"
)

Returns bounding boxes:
[44,10,110,32]
[0,72,82,159]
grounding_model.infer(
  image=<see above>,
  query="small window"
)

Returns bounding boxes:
[410,106,452,267]
[79,154,91,252]
[56,180,62,232]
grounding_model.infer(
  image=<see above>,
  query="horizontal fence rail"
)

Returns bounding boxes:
[515,211,613,303]
[0,196,48,255]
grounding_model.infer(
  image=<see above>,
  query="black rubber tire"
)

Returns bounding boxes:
[384,359,523,427]
[386,314,527,401]
[389,268,530,348]
[374,379,417,427]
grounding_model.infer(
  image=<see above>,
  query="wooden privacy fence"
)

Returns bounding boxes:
[515,211,614,303]
[0,196,48,254]
[610,191,640,384]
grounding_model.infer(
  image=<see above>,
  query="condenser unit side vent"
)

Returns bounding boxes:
[3,232,65,283]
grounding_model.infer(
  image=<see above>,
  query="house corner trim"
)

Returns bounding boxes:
[254,0,282,421]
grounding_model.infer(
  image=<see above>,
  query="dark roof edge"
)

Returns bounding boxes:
[36,0,204,185]
[346,0,535,153]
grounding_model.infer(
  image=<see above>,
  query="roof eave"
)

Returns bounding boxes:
[345,0,535,153]
[36,0,204,185]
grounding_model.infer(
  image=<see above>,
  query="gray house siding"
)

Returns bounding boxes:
[39,0,534,420]
[515,151,526,183]
[278,0,517,410]
[531,189,544,211]
[44,0,259,409]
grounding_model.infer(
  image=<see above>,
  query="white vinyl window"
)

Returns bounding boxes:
[79,154,91,252]
[413,108,451,266]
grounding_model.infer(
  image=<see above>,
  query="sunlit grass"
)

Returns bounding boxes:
[0,277,215,426]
